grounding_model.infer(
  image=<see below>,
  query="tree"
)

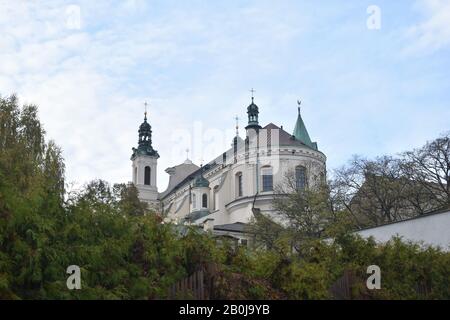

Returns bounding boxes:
[250,166,352,255]
[113,183,148,216]
[333,133,450,229]
[333,156,414,227]
[0,95,66,299]
[400,132,450,211]
[2,94,449,300]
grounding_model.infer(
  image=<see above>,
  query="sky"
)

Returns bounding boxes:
[1,0,450,191]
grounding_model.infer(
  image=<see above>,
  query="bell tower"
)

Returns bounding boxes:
[131,102,159,206]
[245,88,262,133]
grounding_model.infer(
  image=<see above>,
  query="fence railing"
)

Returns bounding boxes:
[168,269,205,299]
[169,266,433,300]
[329,270,356,299]
[168,263,219,300]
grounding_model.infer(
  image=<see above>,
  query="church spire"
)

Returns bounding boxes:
[292,100,317,150]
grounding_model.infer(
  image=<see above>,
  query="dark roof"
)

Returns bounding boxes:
[262,123,318,150]
[214,222,248,233]
[185,209,211,223]
[159,161,219,200]
[160,123,323,199]
[171,224,204,237]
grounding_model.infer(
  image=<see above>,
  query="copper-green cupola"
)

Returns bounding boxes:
[292,107,318,150]
[245,97,262,130]
[193,165,210,188]
[193,174,209,188]
[131,111,159,159]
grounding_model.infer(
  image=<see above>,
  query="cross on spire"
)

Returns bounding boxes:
[185,148,190,160]
[297,99,301,114]
[144,101,148,120]
[250,88,255,102]
[235,115,239,136]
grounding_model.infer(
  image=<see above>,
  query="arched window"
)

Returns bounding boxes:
[296,166,306,190]
[144,166,151,185]
[261,166,273,192]
[192,193,197,209]
[134,167,137,184]
[236,172,243,197]
[202,193,208,208]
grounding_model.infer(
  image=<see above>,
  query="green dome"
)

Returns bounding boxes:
[131,112,159,159]
[139,121,151,131]
[193,174,209,188]
[247,102,259,114]
[245,97,261,129]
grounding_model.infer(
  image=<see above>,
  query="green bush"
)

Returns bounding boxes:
[1,95,449,300]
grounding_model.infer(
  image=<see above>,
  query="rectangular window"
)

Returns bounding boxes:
[261,167,273,192]
[238,174,243,197]
[296,167,306,190]
[202,193,208,208]
[213,186,219,210]
[192,193,196,209]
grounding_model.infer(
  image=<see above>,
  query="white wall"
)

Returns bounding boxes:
[356,210,450,250]
[162,144,327,227]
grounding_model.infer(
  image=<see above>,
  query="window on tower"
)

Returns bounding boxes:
[236,172,243,197]
[192,193,197,209]
[296,166,307,190]
[144,166,151,185]
[202,193,208,208]
[213,186,219,210]
[261,166,273,192]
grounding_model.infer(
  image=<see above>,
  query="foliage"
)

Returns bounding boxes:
[1,95,449,300]
[334,133,450,228]
[401,132,450,210]
[249,173,356,256]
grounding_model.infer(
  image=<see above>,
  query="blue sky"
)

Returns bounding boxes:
[1,0,450,191]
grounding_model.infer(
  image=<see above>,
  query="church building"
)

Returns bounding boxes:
[130,96,327,243]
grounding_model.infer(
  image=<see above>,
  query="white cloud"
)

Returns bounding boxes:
[0,1,312,191]
[406,0,450,53]
[2,0,448,194]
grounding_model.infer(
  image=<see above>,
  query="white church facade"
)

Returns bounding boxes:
[130,96,327,242]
